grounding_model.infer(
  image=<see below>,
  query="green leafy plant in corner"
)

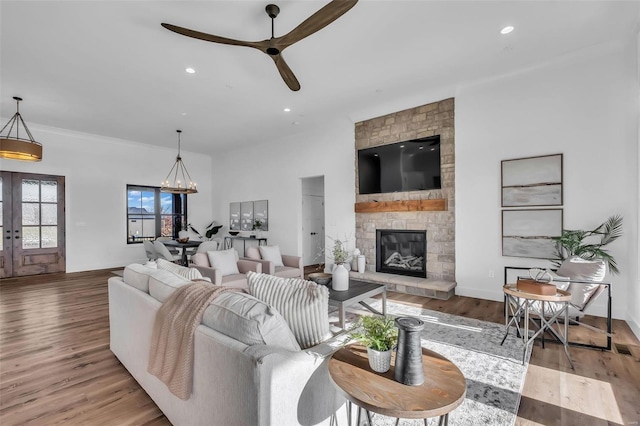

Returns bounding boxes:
[551,214,623,274]
[348,315,398,352]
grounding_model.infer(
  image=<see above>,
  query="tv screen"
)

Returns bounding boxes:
[358,136,441,195]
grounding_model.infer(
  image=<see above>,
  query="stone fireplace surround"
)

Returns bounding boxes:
[353,98,456,299]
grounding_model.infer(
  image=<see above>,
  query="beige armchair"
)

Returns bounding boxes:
[190,248,261,289]
[244,246,303,279]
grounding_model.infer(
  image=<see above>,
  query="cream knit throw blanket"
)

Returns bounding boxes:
[148,281,245,400]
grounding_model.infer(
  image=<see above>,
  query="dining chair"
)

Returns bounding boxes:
[153,240,182,264]
[155,236,180,255]
[196,240,220,253]
[143,240,158,261]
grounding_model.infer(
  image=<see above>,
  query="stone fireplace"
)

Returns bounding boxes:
[355,98,455,287]
[376,229,427,278]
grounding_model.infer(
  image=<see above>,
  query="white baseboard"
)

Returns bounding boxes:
[627,314,640,342]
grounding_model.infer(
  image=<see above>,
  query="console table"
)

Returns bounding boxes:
[329,344,466,425]
[223,236,267,255]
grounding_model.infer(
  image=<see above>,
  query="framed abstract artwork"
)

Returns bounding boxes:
[229,202,241,230]
[253,200,269,231]
[240,201,254,231]
[501,154,563,207]
[502,209,563,259]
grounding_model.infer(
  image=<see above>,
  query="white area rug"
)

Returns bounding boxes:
[328,300,532,426]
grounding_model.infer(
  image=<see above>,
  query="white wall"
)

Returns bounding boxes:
[630,31,640,338]
[211,119,355,263]
[0,125,213,272]
[455,39,638,322]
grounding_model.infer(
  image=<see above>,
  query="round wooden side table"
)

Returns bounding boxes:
[501,284,574,369]
[328,344,466,426]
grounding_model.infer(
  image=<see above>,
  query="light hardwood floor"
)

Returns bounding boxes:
[1,270,638,425]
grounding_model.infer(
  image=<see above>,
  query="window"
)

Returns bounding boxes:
[126,185,187,244]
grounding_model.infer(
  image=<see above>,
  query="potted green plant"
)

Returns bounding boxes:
[552,214,623,274]
[349,315,398,373]
[189,221,223,241]
[330,238,350,291]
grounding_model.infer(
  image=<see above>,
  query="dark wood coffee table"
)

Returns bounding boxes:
[328,279,386,329]
[329,344,466,425]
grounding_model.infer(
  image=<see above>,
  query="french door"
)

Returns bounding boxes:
[1,172,66,278]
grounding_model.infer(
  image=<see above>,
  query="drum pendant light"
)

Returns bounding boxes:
[0,97,43,161]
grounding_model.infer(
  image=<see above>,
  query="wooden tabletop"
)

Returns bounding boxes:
[503,283,571,302]
[328,345,466,419]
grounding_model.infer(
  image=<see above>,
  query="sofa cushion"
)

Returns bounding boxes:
[556,257,606,310]
[245,246,261,260]
[259,245,284,267]
[247,272,330,349]
[156,258,210,282]
[123,263,156,293]
[202,292,301,351]
[148,269,193,303]
[207,249,240,276]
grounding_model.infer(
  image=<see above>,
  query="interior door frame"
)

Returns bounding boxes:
[1,172,13,278]
[1,171,66,278]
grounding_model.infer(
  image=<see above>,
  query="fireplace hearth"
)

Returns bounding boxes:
[376,229,427,278]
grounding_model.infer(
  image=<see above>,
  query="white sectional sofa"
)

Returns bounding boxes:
[108,264,347,426]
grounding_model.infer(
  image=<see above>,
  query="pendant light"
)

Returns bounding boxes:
[160,130,198,194]
[0,97,43,161]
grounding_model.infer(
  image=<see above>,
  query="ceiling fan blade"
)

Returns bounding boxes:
[277,0,358,49]
[271,54,301,91]
[161,23,265,50]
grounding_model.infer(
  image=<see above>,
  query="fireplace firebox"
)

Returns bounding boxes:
[376,229,427,278]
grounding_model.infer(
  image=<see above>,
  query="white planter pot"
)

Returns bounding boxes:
[357,255,366,273]
[332,263,349,291]
[367,347,392,373]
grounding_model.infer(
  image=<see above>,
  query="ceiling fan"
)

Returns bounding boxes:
[161,0,358,91]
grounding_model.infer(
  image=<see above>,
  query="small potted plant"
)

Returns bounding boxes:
[330,238,350,291]
[252,219,264,238]
[349,315,398,373]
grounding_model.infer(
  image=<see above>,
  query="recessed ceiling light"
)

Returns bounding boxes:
[430,148,436,151]
[181,112,187,116]
[283,108,291,112]
[419,146,424,150]
[292,121,300,125]
[185,68,196,74]
[500,26,514,35]
[400,145,405,148]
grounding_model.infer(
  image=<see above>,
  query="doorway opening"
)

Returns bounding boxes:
[301,176,325,269]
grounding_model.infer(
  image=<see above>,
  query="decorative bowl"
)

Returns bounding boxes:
[177,237,189,243]
[308,272,332,286]
[229,231,240,236]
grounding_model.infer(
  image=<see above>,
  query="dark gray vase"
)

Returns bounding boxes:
[394,316,425,386]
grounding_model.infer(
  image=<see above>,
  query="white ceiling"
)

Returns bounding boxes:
[1,1,638,155]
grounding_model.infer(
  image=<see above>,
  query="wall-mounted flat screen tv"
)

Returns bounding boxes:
[358,135,441,195]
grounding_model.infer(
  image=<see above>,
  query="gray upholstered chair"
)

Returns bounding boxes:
[196,240,219,253]
[153,240,182,264]
[243,245,303,279]
[143,240,158,261]
[190,248,262,289]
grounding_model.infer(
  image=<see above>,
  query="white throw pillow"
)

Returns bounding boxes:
[247,271,330,349]
[259,245,284,267]
[207,249,240,276]
[156,258,210,282]
[556,256,606,310]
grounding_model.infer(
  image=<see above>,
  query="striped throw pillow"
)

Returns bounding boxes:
[247,271,330,349]
[156,258,211,282]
